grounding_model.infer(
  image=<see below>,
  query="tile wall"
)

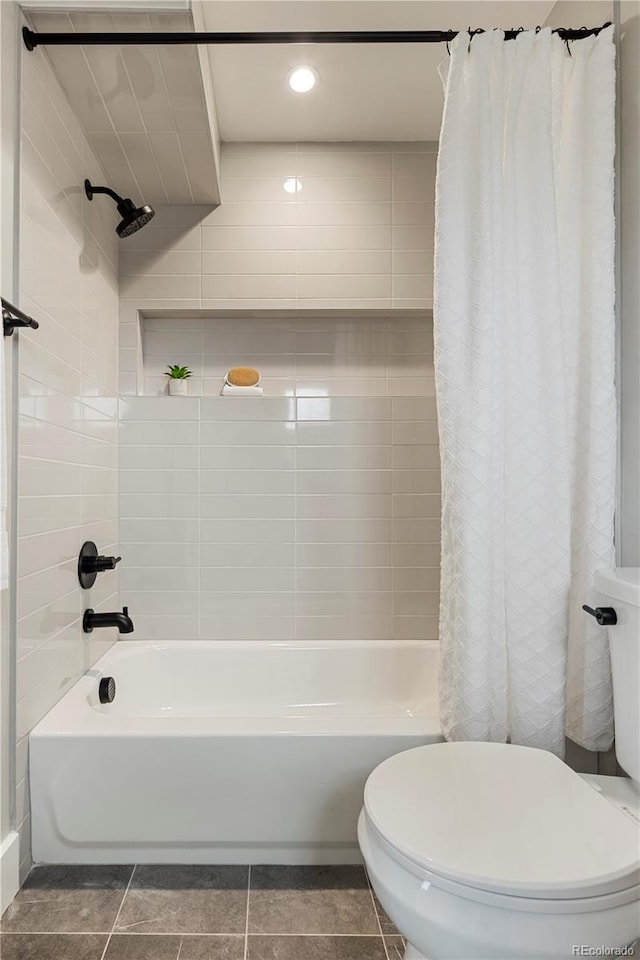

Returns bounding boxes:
[16,45,120,878]
[117,140,439,644]
[119,314,440,642]
[118,140,436,394]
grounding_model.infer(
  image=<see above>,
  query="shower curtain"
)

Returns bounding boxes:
[434,26,616,756]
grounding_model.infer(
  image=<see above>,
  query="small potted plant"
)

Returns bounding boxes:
[165,364,192,397]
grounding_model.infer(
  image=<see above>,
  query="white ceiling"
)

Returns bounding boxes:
[28,8,220,204]
[200,1,557,141]
[26,0,563,205]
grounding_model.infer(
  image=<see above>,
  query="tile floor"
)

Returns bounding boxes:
[0,865,406,960]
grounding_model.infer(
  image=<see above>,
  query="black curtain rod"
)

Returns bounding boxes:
[22,23,610,50]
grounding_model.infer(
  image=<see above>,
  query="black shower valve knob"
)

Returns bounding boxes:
[94,554,122,572]
[78,541,122,589]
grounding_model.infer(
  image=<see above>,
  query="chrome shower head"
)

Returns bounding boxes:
[84,179,155,238]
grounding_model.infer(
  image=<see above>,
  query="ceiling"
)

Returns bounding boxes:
[28,7,220,204]
[25,0,561,204]
[200,1,557,141]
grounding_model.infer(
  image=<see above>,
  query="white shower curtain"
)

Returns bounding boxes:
[434,26,616,756]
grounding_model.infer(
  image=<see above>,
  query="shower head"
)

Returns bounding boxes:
[84,179,155,238]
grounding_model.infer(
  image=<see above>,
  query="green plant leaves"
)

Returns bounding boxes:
[165,364,193,379]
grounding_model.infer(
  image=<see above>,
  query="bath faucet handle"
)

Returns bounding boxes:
[95,555,121,572]
[78,541,122,589]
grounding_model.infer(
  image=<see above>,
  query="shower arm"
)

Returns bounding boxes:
[84,182,123,205]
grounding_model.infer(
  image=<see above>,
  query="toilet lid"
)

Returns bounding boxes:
[364,742,640,900]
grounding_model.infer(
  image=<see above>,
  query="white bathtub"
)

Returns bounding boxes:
[30,640,441,864]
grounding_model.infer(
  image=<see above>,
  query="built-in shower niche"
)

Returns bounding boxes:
[120,310,442,644]
[139,310,435,398]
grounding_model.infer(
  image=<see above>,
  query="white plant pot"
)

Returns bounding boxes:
[168,379,189,397]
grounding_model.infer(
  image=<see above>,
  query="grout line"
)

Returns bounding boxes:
[243,864,251,960]
[99,864,137,960]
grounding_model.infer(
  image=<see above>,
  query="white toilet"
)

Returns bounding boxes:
[359,568,640,959]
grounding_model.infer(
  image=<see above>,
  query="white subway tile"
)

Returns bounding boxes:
[200,567,295,593]
[296,178,391,203]
[296,421,391,446]
[297,398,390,421]
[297,615,392,641]
[200,518,294,544]
[392,398,438,420]
[393,178,435,202]
[122,592,199,616]
[395,568,440,592]
[392,470,441,494]
[200,421,296,445]
[202,225,296,251]
[123,543,200,567]
[202,250,296,276]
[120,519,201,543]
[200,494,295,519]
[120,493,200,519]
[119,445,200,470]
[200,471,294,494]
[297,494,391,519]
[393,518,441,543]
[393,494,441,518]
[199,616,295,641]
[201,274,297,300]
[295,379,387,398]
[297,518,391,544]
[120,471,200,495]
[200,445,295,470]
[295,225,391,251]
[200,543,294,567]
[394,591,440,616]
[393,616,439,640]
[297,446,391,470]
[200,397,295,421]
[119,421,200,445]
[297,592,391,617]
[296,251,391,275]
[297,152,391,178]
[295,202,391,227]
[120,397,199,422]
[297,471,391,495]
[393,543,441,567]
[393,421,440,445]
[297,567,392,592]
[297,543,391,568]
[120,567,196,592]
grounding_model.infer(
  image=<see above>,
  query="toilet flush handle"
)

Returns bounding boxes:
[582,604,617,626]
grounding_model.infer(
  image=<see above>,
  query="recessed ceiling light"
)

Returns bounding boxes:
[287,66,318,94]
[283,178,302,194]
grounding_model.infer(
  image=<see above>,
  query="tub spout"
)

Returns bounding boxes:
[83,606,134,634]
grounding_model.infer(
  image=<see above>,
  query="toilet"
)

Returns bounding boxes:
[359,568,640,959]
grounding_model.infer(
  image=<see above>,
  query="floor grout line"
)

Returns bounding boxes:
[243,864,251,960]
[98,863,137,960]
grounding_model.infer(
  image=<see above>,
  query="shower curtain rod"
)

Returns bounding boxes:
[22,23,610,51]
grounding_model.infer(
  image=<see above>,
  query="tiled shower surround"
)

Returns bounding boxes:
[118,140,439,643]
[119,314,440,642]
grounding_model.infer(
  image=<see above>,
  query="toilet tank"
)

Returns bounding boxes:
[594,568,640,782]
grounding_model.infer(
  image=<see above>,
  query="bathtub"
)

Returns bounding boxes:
[30,640,441,864]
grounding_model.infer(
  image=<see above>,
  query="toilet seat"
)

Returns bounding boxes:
[364,741,640,902]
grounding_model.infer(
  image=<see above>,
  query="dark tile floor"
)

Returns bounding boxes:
[0,864,406,960]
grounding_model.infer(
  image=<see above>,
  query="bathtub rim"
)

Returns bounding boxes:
[30,638,441,739]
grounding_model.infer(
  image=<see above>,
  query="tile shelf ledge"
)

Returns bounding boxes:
[138,307,433,321]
